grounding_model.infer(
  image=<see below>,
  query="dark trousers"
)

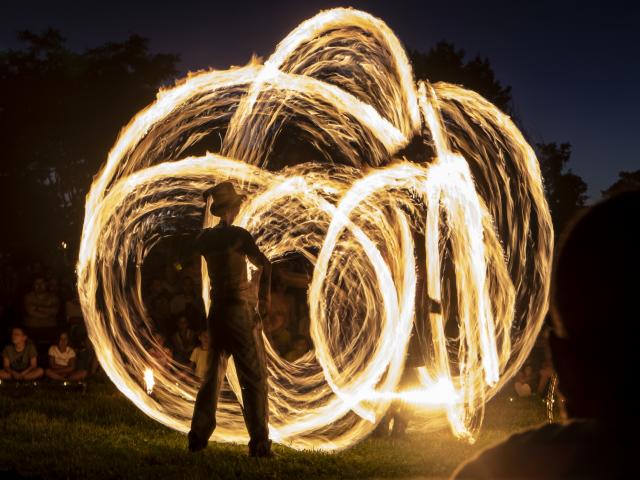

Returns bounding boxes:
[189,300,270,447]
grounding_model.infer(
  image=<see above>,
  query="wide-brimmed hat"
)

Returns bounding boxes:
[203,181,246,216]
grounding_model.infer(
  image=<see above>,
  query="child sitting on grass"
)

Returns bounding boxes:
[189,330,210,380]
[514,364,534,397]
[45,331,81,381]
[0,326,44,381]
[73,334,99,381]
[172,315,197,365]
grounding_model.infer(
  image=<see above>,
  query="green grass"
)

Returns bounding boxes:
[0,381,547,479]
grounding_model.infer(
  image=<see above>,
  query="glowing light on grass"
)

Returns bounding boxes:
[77,8,552,450]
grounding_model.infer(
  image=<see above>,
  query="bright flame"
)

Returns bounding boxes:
[77,8,553,451]
[144,368,155,395]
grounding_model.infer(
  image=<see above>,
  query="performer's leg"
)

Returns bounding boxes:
[228,303,270,455]
[372,410,392,437]
[391,366,418,438]
[189,333,228,451]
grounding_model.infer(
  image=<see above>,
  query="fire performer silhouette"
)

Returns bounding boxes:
[188,182,272,457]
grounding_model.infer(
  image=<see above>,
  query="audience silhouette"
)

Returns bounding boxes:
[453,190,640,479]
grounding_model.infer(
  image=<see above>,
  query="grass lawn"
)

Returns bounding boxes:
[0,380,547,479]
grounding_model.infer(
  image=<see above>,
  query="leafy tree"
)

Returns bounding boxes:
[408,43,588,233]
[602,170,640,197]
[0,29,179,257]
[1,32,591,258]
[408,42,513,113]
[536,142,588,232]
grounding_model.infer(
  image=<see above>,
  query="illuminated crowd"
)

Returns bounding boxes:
[1,249,551,404]
[0,251,315,384]
[0,255,99,383]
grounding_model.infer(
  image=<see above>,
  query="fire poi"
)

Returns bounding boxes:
[77,8,553,451]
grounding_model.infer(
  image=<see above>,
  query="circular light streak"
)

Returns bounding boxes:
[78,8,553,450]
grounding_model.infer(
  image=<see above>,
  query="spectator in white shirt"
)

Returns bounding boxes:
[190,330,210,380]
[45,331,77,381]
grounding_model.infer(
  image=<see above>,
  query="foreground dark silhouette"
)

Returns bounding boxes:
[453,190,640,479]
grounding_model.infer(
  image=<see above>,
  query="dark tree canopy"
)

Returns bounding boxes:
[536,142,588,233]
[0,29,179,257]
[602,170,640,198]
[1,31,589,261]
[409,42,513,113]
[408,43,587,233]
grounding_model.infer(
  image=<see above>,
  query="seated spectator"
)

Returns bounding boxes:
[45,331,77,381]
[173,276,206,328]
[190,330,210,380]
[264,311,291,355]
[265,278,293,354]
[72,334,98,381]
[24,276,60,343]
[273,262,312,335]
[23,275,60,344]
[284,335,310,362]
[182,257,203,290]
[149,332,173,368]
[0,326,44,381]
[452,191,640,479]
[270,273,295,324]
[172,315,197,364]
[149,288,171,334]
[514,365,534,398]
[65,292,85,344]
[46,275,60,299]
[149,277,171,302]
[162,263,179,295]
[170,276,199,316]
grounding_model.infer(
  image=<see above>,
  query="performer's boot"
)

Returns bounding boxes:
[372,411,392,438]
[249,438,273,457]
[390,404,410,438]
[188,431,209,452]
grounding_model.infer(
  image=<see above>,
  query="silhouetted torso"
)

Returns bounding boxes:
[196,224,260,304]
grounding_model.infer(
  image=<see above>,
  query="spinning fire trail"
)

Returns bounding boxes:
[77,8,553,451]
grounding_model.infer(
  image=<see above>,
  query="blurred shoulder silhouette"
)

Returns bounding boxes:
[452,190,640,479]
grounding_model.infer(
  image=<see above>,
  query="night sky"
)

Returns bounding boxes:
[2,0,639,199]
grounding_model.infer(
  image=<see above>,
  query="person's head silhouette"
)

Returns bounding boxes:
[203,182,245,224]
[550,190,640,424]
[451,190,640,479]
